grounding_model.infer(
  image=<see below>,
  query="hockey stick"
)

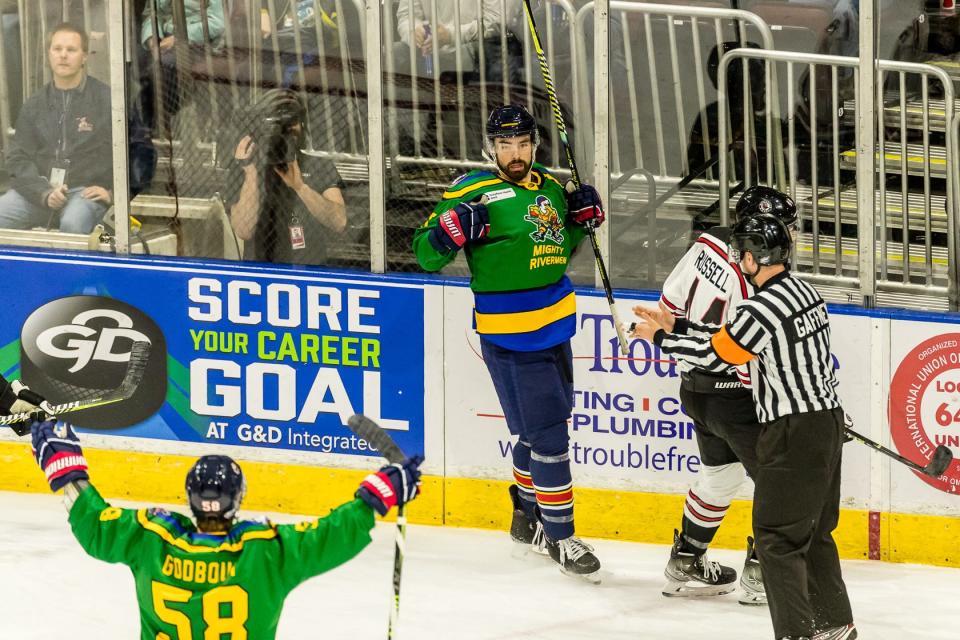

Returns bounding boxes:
[845,426,953,478]
[521,0,629,356]
[346,414,409,640]
[1,341,152,435]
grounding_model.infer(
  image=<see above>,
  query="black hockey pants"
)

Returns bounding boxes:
[752,407,853,639]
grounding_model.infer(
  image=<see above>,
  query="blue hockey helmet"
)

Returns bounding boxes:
[186,455,246,523]
[485,104,540,156]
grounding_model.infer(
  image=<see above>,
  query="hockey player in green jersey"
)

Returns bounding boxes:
[29,418,422,639]
[412,104,605,582]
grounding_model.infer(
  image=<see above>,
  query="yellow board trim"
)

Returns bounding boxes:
[442,178,503,200]
[474,291,576,335]
[1,443,956,568]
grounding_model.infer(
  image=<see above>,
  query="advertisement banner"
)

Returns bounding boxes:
[0,252,425,460]
[443,285,873,504]
[888,322,960,501]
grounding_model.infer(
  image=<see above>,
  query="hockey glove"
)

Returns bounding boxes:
[356,455,423,516]
[31,419,89,493]
[8,380,56,417]
[565,182,605,228]
[429,200,490,253]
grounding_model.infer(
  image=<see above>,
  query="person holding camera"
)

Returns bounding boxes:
[226,89,347,265]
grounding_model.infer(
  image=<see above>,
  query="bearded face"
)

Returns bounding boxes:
[493,134,534,182]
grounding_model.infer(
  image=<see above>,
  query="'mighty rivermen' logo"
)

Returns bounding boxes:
[524,195,564,245]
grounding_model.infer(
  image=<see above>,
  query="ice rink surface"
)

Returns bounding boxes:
[1,490,956,639]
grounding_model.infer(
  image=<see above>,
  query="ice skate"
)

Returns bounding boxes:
[662,529,737,597]
[545,535,601,583]
[812,623,857,640]
[508,486,549,557]
[738,536,767,605]
[508,485,538,544]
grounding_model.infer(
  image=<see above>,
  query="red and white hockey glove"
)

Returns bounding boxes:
[565,181,605,228]
[356,455,423,516]
[430,200,490,253]
[31,419,89,493]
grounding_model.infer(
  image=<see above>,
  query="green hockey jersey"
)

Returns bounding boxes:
[68,483,375,639]
[412,164,588,351]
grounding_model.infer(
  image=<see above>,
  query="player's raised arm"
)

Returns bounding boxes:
[272,455,423,590]
[29,419,146,564]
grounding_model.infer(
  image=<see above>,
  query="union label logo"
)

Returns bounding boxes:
[524,195,564,245]
[888,333,960,494]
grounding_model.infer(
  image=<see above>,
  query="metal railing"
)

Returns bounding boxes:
[719,48,958,307]
[0,1,957,309]
[575,1,783,186]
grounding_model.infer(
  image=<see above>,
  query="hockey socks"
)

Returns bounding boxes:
[529,448,574,541]
[511,440,538,520]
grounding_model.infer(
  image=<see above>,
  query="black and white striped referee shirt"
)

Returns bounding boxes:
[655,270,840,423]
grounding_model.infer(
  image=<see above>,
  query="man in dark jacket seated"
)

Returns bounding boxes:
[0,22,113,233]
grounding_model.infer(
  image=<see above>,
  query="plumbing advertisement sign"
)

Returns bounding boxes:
[442,285,872,502]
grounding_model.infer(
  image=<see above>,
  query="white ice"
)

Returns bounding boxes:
[0,490,956,639]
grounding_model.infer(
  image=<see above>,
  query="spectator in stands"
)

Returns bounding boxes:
[394,1,507,79]
[259,0,339,89]
[226,88,347,266]
[139,0,224,132]
[0,22,112,234]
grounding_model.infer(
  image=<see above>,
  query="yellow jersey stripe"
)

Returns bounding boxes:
[542,172,563,188]
[443,178,503,199]
[474,292,576,334]
[136,511,277,553]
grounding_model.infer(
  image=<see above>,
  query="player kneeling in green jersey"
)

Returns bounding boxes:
[29,418,422,640]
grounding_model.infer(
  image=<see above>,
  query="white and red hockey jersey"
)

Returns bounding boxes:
[660,227,752,381]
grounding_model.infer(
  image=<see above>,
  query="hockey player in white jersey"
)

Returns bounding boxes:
[654,186,797,603]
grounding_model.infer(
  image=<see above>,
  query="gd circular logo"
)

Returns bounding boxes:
[888,334,960,494]
[20,295,167,429]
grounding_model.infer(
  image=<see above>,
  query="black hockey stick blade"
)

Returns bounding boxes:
[1,340,152,430]
[925,445,954,477]
[346,414,407,464]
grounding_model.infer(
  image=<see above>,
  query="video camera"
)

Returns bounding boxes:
[252,89,306,166]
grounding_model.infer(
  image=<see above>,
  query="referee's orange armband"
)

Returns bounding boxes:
[710,326,754,366]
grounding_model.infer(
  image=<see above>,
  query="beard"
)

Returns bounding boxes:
[498,157,531,182]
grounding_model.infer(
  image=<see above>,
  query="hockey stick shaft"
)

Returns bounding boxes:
[844,426,953,477]
[521,0,629,356]
[0,340,151,428]
[346,414,409,640]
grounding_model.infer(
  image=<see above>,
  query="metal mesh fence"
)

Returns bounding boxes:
[126,0,370,268]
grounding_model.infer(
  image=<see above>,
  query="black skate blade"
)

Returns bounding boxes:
[737,593,768,606]
[662,578,736,598]
[560,566,602,584]
[924,445,954,477]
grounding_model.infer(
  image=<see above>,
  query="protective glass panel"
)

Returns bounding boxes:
[128,0,369,267]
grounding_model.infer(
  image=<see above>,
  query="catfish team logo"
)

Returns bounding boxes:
[20,296,167,429]
[524,195,564,244]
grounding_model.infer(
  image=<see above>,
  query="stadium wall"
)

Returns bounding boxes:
[0,250,956,568]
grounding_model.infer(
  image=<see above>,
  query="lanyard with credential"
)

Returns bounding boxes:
[56,90,72,164]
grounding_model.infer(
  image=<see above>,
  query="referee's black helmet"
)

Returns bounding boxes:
[735,186,798,226]
[730,213,792,266]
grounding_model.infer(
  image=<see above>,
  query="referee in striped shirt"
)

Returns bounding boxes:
[630,213,856,640]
